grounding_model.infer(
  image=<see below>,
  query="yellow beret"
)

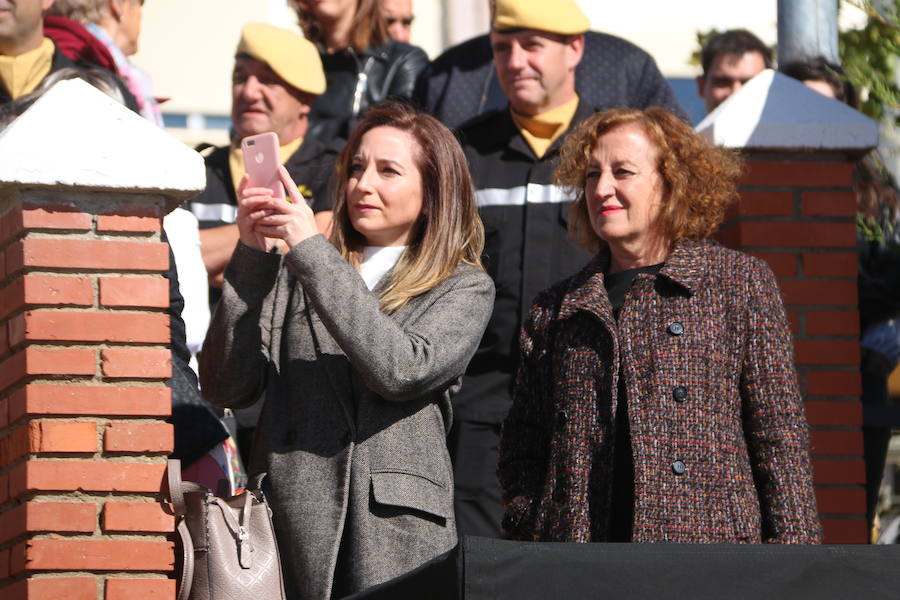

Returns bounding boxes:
[493,0,590,35]
[236,23,326,96]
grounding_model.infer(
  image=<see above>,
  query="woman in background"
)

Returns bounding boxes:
[290,0,428,142]
[201,101,494,598]
[499,107,821,544]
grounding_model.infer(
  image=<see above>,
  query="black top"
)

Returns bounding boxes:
[604,262,663,542]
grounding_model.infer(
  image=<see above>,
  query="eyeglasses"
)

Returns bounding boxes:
[385,17,414,27]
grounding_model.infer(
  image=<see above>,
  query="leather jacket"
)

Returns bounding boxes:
[307,39,428,143]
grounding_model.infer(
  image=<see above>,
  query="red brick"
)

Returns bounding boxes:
[821,518,869,544]
[29,420,97,453]
[105,578,174,600]
[103,502,174,533]
[5,238,168,276]
[99,277,169,309]
[735,190,795,217]
[0,322,7,357]
[8,460,166,495]
[0,395,8,428]
[786,309,799,335]
[714,224,740,250]
[97,215,161,233]
[101,348,171,379]
[5,577,97,600]
[0,275,94,321]
[815,487,866,514]
[0,502,97,544]
[812,459,865,484]
[10,311,169,345]
[736,221,856,248]
[780,280,857,307]
[805,400,863,426]
[794,340,860,366]
[0,347,96,395]
[0,473,8,503]
[0,547,8,579]
[1,204,93,237]
[0,424,29,466]
[742,161,854,187]
[746,251,797,277]
[106,578,175,600]
[99,205,162,219]
[810,430,864,456]
[104,422,173,453]
[806,371,862,397]
[21,539,173,571]
[9,541,25,575]
[801,191,857,217]
[8,384,171,423]
[803,252,858,277]
[805,309,860,336]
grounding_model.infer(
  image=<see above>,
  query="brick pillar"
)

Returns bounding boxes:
[0,80,205,598]
[698,70,880,544]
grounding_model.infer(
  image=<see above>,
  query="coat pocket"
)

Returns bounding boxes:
[370,470,452,520]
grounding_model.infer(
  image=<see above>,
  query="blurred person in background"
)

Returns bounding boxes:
[696,28,771,114]
[47,0,161,124]
[289,0,428,142]
[414,0,685,130]
[383,0,412,43]
[783,57,899,536]
[500,107,821,543]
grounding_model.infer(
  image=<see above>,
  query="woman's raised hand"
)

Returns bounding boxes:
[236,174,278,252]
[252,165,321,250]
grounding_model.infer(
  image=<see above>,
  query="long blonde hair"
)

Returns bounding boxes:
[331,101,484,313]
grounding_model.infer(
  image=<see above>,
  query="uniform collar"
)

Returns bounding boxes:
[557,238,714,321]
[501,97,594,160]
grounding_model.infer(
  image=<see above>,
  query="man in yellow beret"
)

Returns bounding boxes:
[187,23,337,463]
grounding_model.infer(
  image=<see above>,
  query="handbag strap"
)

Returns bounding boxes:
[167,459,186,517]
[176,517,195,600]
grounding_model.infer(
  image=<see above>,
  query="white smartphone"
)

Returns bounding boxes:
[241,132,286,201]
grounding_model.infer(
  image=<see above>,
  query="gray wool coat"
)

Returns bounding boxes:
[199,236,494,600]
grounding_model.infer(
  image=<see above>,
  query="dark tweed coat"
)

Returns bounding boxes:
[498,239,822,543]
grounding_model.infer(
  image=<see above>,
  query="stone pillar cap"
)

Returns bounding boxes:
[0,78,205,212]
[695,68,879,152]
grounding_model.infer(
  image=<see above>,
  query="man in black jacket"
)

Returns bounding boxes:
[414,3,686,129]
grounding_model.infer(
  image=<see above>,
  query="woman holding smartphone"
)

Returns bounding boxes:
[200,101,494,599]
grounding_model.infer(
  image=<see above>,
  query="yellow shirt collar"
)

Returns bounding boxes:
[0,38,55,101]
[228,135,305,196]
[510,95,580,159]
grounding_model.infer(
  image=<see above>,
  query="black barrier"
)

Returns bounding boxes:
[345,536,900,599]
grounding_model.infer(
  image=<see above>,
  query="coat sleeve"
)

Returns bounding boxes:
[497,300,552,540]
[198,242,283,409]
[739,259,823,543]
[284,235,494,402]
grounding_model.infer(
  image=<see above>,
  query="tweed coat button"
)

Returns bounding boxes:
[672,460,686,475]
[667,321,684,336]
[556,410,568,426]
[672,386,688,402]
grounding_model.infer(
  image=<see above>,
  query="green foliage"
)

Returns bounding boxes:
[839,0,900,126]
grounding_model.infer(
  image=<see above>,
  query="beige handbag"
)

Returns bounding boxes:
[168,459,286,600]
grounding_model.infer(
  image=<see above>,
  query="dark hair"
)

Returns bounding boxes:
[331,100,485,312]
[701,29,773,75]
[781,57,858,108]
[556,107,743,252]
[290,0,388,52]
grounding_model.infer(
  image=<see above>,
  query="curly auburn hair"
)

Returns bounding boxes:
[555,107,744,252]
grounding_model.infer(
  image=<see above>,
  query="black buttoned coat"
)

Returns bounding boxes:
[498,239,822,543]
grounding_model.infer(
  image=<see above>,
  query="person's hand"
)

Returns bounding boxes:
[236,174,278,252]
[253,165,320,250]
